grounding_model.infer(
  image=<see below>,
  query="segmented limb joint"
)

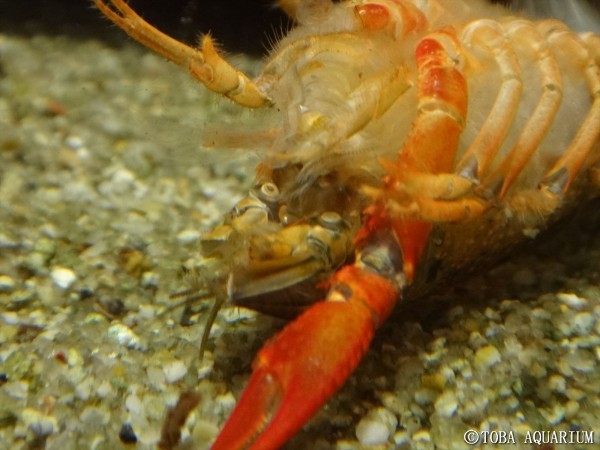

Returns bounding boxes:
[93,0,269,107]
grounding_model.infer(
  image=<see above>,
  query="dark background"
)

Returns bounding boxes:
[0,0,546,54]
[0,0,290,55]
[1,0,599,54]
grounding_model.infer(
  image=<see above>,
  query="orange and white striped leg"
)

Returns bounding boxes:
[503,23,600,225]
[455,19,523,184]
[93,0,267,107]
[380,19,525,210]
[538,23,600,195]
[366,28,470,274]
[479,19,563,200]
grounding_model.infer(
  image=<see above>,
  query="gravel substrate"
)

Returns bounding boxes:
[1,27,599,450]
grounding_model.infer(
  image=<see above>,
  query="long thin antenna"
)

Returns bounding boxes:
[198,295,225,360]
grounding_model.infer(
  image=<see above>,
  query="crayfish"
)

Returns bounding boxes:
[93,0,600,448]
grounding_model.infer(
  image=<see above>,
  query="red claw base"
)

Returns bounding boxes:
[211,266,398,450]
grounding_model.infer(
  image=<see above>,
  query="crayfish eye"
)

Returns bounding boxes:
[318,211,343,230]
[259,182,280,202]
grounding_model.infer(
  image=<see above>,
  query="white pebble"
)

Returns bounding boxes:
[176,229,201,244]
[108,323,140,348]
[50,266,76,289]
[4,380,29,399]
[138,425,161,445]
[67,348,84,367]
[215,392,236,416]
[563,350,595,373]
[2,311,19,325]
[163,360,187,384]
[570,312,595,336]
[434,391,458,418]
[141,271,159,287]
[75,378,93,400]
[197,357,214,379]
[356,419,390,445]
[0,275,15,292]
[138,304,156,320]
[125,394,143,415]
[21,408,58,436]
[557,293,587,310]
[96,380,113,398]
[65,135,84,149]
[356,408,397,445]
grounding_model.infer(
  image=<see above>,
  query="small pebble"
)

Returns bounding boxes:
[119,423,138,444]
[434,391,458,418]
[215,392,236,416]
[125,394,143,415]
[3,381,29,399]
[176,229,201,244]
[163,360,187,384]
[557,293,587,310]
[80,406,109,425]
[108,323,141,349]
[393,430,410,446]
[50,266,76,289]
[21,408,58,436]
[565,400,580,418]
[473,345,501,368]
[570,312,595,336]
[65,135,84,149]
[140,271,159,287]
[138,304,156,320]
[562,350,595,373]
[0,275,15,292]
[96,380,113,398]
[412,429,432,443]
[414,388,436,405]
[541,404,565,426]
[356,408,397,445]
[547,374,566,393]
[356,419,390,445]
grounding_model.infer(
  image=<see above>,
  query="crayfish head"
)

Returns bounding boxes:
[182,162,370,359]
[199,174,361,313]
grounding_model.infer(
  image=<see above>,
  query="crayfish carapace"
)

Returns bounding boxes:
[93,0,600,448]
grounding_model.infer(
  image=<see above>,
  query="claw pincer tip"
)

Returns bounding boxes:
[211,266,397,450]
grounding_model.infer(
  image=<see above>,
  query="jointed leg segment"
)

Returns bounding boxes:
[93,0,268,107]
[378,17,599,227]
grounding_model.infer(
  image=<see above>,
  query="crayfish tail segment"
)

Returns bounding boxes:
[92,0,268,108]
[211,266,398,450]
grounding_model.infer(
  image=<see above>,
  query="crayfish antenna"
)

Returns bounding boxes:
[159,290,213,316]
[198,295,225,360]
[162,287,223,360]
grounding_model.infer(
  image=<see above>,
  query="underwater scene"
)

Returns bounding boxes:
[1,1,600,449]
